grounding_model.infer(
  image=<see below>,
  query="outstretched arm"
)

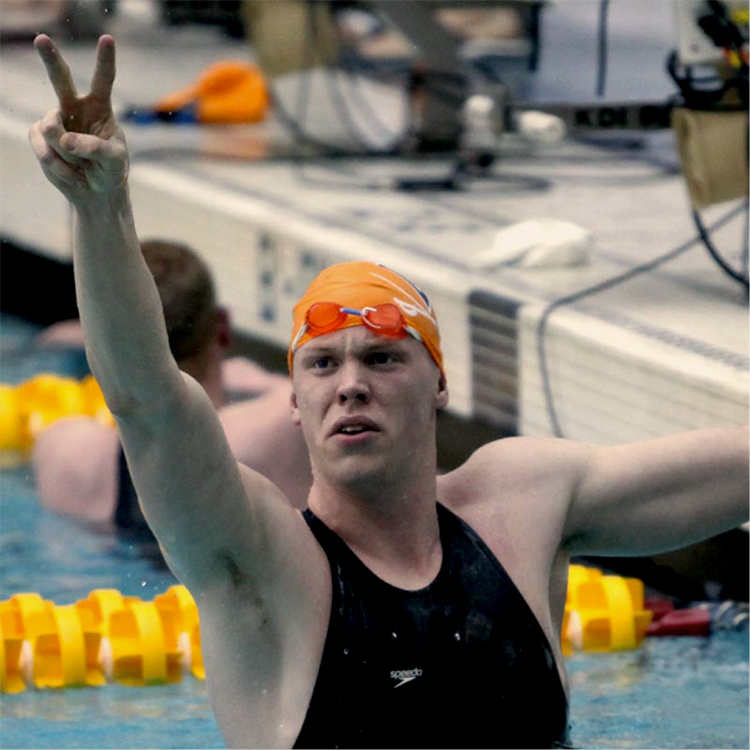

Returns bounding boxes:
[27,36,323,595]
[29,34,174,414]
[563,426,749,556]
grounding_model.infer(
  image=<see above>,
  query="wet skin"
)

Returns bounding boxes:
[291,326,448,499]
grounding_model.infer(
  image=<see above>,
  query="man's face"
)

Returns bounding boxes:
[290,325,448,491]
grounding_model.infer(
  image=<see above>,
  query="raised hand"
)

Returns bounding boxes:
[29,34,129,201]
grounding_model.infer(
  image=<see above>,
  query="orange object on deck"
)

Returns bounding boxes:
[154,61,269,124]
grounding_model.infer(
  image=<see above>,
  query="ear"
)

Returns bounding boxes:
[290,389,302,425]
[436,372,449,411]
[216,307,232,349]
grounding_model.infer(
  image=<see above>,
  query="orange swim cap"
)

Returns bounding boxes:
[289,262,444,377]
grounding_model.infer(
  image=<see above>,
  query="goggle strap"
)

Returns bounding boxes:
[405,325,423,342]
[291,324,308,353]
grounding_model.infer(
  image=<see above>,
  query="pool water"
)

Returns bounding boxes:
[1,314,748,748]
[567,634,749,749]
[2,677,223,749]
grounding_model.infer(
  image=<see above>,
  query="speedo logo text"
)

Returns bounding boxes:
[390,667,423,688]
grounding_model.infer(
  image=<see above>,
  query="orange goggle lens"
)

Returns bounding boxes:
[305,302,406,338]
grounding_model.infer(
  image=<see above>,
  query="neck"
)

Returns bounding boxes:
[308,463,442,588]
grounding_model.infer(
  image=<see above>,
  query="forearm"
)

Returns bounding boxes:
[72,187,182,416]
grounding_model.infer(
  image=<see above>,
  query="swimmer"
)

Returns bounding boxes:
[32,240,311,541]
[29,35,749,749]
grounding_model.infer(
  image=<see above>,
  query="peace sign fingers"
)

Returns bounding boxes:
[31,33,128,200]
[89,35,116,102]
[33,34,79,110]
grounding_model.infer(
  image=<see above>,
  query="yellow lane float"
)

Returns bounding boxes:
[0,374,115,464]
[0,586,201,693]
[563,564,653,653]
[25,602,104,689]
[1,566,654,692]
[0,593,50,693]
[154,585,204,680]
[107,601,183,686]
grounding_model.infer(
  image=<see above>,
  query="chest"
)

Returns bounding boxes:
[330,527,558,688]
[296,529,569,749]
[441,486,565,617]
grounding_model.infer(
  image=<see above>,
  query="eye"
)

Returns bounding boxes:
[312,356,334,370]
[366,351,395,366]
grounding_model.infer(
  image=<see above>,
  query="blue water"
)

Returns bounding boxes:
[567,634,749,749]
[1,314,748,748]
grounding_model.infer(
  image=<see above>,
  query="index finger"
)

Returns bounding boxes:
[89,35,116,101]
[33,34,78,107]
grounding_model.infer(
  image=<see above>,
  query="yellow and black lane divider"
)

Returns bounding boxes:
[0,374,114,468]
[1,566,657,693]
[0,585,202,693]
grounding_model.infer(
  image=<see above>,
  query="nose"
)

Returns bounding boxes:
[336,360,371,405]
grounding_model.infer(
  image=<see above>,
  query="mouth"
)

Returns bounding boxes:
[330,418,380,439]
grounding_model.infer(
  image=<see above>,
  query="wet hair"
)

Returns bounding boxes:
[140,240,217,361]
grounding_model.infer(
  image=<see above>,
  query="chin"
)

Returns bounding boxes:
[326,455,393,492]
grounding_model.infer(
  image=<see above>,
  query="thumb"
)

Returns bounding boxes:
[61,131,125,169]
[60,132,91,155]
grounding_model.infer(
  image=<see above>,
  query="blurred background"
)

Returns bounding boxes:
[0,0,748,600]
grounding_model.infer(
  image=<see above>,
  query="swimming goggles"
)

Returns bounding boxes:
[291,301,423,353]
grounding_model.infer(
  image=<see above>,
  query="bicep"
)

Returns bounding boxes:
[115,374,250,583]
[566,427,749,556]
[115,373,311,593]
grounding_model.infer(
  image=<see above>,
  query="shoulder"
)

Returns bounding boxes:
[219,381,293,436]
[438,435,595,535]
[439,438,586,639]
[221,357,288,398]
[33,415,120,463]
[209,462,327,597]
[442,436,591,496]
[32,416,120,524]
[218,386,310,502]
[34,319,85,348]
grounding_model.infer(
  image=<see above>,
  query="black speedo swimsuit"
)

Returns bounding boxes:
[295,504,571,749]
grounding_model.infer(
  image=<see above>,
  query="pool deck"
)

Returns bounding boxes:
[1,3,747,448]
[0,0,747,606]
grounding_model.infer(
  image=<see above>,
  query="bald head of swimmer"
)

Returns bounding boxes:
[288,262,448,487]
